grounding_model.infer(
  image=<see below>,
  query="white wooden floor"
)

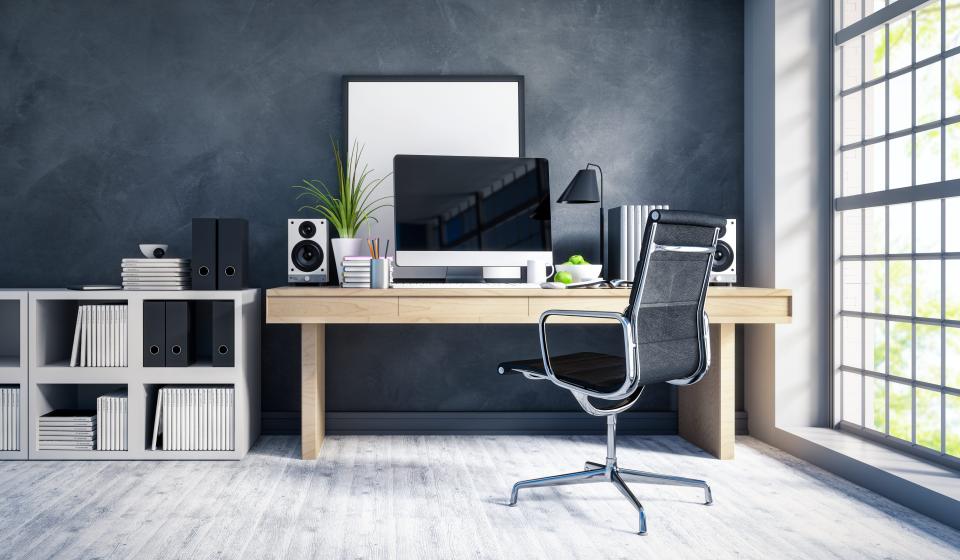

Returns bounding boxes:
[0,435,958,559]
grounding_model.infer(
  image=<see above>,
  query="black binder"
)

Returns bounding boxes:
[211,300,234,367]
[143,301,165,367]
[192,218,218,290]
[164,301,195,367]
[217,218,248,290]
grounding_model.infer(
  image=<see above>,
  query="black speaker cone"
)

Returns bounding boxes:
[298,221,317,239]
[712,240,733,272]
[292,240,323,272]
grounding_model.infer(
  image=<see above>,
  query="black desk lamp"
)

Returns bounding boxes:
[558,163,604,277]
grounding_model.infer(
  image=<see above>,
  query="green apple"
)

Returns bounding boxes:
[568,254,589,265]
[555,271,574,284]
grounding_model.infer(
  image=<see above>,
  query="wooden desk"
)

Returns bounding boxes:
[266,286,792,460]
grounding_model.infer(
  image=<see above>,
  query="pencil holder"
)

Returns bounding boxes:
[370,258,391,289]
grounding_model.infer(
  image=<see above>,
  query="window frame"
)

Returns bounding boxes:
[833,0,960,470]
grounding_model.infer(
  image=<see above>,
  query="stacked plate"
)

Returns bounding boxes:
[121,258,191,290]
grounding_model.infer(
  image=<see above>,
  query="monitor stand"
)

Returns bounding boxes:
[444,267,484,283]
[443,266,521,283]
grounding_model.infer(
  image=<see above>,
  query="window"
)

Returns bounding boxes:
[835,0,960,465]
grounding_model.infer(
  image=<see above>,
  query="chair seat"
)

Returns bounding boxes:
[499,352,628,393]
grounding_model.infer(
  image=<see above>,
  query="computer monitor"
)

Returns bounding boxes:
[393,155,552,278]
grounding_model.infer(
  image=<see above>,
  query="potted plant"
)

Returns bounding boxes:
[293,139,391,283]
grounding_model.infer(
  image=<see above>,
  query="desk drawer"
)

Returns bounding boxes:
[529,297,627,322]
[267,297,398,323]
[705,296,791,323]
[398,297,529,323]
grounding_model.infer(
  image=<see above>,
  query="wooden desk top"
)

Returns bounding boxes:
[266,286,792,325]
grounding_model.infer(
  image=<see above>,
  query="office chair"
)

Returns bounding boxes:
[498,209,725,535]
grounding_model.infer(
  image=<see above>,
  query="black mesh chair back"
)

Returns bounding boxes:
[623,210,724,387]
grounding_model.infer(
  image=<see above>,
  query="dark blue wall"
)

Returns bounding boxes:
[0,0,743,418]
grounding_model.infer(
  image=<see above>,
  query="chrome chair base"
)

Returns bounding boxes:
[509,460,712,535]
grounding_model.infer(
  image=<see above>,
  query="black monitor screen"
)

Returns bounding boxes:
[393,155,551,252]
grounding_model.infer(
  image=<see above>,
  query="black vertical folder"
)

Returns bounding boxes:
[192,218,218,290]
[143,301,165,367]
[164,301,195,367]
[217,218,248,290]
[211,300,234,367]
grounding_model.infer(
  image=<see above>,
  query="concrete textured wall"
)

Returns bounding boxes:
[0,0,743,417]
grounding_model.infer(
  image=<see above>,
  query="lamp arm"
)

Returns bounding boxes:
[587,163,605,277]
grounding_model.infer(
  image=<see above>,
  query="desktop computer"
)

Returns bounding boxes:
[392,154,552,285]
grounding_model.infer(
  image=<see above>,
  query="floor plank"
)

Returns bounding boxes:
[0,435,957,559]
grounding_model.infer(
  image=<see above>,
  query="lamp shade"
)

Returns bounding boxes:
[557,168,600,204]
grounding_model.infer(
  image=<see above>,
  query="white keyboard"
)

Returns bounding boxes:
[392,282,542,289]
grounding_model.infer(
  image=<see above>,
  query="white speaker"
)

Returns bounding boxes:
[710,219,737,284]
[288,219,329,284]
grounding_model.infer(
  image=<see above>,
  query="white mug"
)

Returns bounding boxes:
[526,259,554,284]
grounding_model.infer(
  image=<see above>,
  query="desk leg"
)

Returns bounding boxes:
[678,323,735,459]
[301,324,325,460]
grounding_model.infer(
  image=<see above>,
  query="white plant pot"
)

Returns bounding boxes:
[331,237,366,284]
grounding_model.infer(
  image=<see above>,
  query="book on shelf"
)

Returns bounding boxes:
[70,304,128,367]
[1,386,20,451]
[38,409,96,451]
[121,257,191,290]
[97,390,128,451]
[153,386,235,452]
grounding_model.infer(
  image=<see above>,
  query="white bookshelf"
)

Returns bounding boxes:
[25,289,260,460]
[0,291,27,460]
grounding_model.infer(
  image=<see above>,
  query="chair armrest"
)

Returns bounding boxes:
[537,309,638,401]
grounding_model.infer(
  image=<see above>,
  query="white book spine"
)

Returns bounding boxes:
[105,307,112,367]
[162,388,169,451]
[174,389,180,452]
[111,396,117,451]
[15,388,19,451]
[113,306,118,367]
[96,396,102,451]
[188,389,195,451]
[79,306,87,367]
[97,305,104,368]
[70,307,82,367]
[122,397,127,451]
[215,389,222,451]
[2,389,7,451]
[122,306,128,367]
[199,390,207,451]
[111,395,116,451]
[228,388,235,451]
[5,389,8,451]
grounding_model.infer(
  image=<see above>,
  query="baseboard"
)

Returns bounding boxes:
[262,411,749,435]
[262,411,750,435]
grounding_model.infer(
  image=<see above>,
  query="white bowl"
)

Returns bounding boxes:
[555,263,603,283]
[139,244,169,259]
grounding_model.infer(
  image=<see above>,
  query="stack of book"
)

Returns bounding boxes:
[38,410,96,451]
[0,386,20,451]
[341,256,372,287]
[121,258,191,290]
[607,204,670,281]
[151,386,235,451]
[69,304,128,367]
[96,390,128,451]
